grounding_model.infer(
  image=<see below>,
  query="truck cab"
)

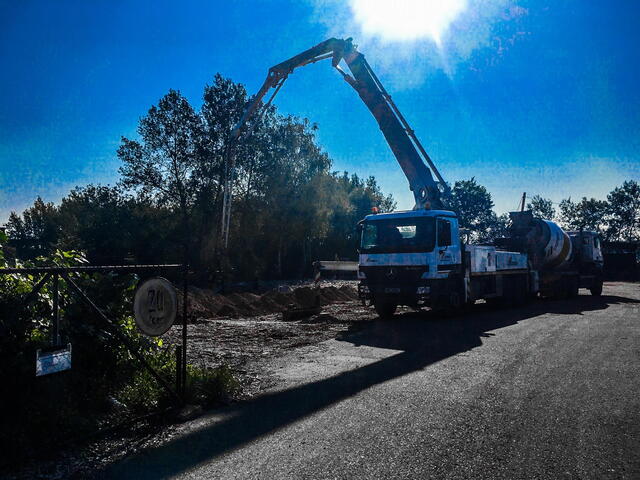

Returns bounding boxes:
[566,231,604,295]
[567,231,604,270]
[358,209,462,316]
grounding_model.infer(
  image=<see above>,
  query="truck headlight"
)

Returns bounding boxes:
[417,286,430,295]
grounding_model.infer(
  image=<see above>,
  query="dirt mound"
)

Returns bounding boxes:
[226,293,259,316]
[262,290,295,307]
[216,304,239,318]
[293,287,320,308]
[186,283,358,320]
[250,295,282,313]
[318,287,341,304]
[339,285,359,300]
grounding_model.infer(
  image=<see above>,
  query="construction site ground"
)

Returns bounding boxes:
[6,281,640,479]
[3,280,377,479]
[167,280,378,398]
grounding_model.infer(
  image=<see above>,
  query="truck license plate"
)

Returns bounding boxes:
[384,287,400,293]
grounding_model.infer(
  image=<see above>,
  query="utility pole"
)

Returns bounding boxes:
[220,155,234,250]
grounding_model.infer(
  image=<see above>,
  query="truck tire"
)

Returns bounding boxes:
[374,301,397,318]
[568,276,579,298]
[485,297,504,308]
[513,275,529,305]
[500,274,528,307]
[449,291,463,311]
[590,278,603,296]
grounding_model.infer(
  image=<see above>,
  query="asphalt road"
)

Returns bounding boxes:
[104,282,640,479]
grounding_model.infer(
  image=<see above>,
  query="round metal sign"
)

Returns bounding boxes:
[133,277,177,336]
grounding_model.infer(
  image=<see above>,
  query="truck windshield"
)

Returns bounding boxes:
[360,217,436,253]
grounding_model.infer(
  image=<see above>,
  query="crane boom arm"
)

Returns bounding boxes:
[230,37,447,210]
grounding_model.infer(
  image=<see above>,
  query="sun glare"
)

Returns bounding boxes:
[350,0,468,45]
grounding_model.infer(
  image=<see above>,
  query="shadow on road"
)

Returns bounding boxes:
[101,294,638,479]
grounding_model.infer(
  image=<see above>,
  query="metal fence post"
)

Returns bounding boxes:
[181,268,188,398]
[52,273,60,345]
[175,345,183,400]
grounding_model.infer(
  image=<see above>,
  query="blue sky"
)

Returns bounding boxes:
[1,0,638,221]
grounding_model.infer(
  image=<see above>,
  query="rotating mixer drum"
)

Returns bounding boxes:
[506,211,574,271]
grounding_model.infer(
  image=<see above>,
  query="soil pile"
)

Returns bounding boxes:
[184,283,359,320]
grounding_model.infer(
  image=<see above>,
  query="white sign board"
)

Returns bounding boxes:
[133,277,177,336]
[36,344,72,376]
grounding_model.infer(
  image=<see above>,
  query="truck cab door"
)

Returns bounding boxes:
[436,217,461,275]
[592,234,604,266]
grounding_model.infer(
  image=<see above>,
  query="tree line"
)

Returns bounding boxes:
[525,183,639,241]
[4,75,639,281]
[5,75,397,280]
[445,179,639,244]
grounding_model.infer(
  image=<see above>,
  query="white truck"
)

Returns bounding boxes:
[227,38,604,317]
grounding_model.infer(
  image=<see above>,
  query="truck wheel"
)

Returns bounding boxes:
[485,297,504,308]
[589,278,603,296]
[512,275,529,305]
[568,277,579,298]
[374,301,397,318]
[447,292,464,315]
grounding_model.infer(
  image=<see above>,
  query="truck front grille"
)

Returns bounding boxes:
[360,265,428,286]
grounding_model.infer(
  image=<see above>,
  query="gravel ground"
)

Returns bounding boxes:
[164,300,378,397]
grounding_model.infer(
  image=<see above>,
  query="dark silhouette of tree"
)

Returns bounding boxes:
[442,178,496,242]
[558,197,609,235]
[117,89,204,267]
[5,197,60,259]
[606,180,640,241]
[527,195,555,220]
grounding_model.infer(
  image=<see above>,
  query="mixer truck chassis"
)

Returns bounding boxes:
[359,265,601,317]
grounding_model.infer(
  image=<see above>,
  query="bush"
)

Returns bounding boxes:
[0,242,237,467]
[184,363,239,407]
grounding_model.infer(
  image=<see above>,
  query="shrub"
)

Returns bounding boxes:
[0,240,237,467]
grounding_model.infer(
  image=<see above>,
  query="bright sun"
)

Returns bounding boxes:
[350,0,468,45]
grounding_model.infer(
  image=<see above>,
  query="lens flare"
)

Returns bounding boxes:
[350,0,468,45]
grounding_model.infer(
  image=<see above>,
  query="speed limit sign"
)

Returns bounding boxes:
[133,277,177,336]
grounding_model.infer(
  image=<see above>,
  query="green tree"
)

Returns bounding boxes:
[558,197,609,235]
[606,180,640,241]
[57,185,132,263]
[477,212,510,243]
[229,115,334,278]
[443,178,496,241]
[194,74,256,263]
[319,173,396,261]
[527,195,555,220]
[4,76,399,281]
[5,197,61,259]
[56,185,181,264]
[117,89,203,265]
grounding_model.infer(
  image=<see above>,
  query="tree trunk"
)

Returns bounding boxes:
[277,236,283,279]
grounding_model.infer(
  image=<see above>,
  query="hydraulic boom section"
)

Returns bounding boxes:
[226,37,447,214]
[338,45,447,210]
